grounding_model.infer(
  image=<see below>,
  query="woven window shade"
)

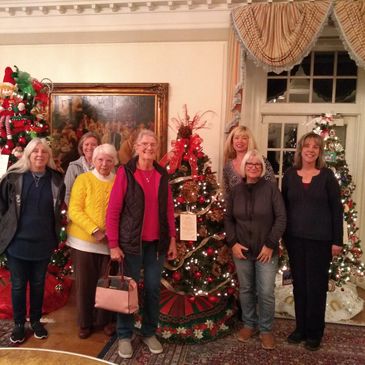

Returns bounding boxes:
[231,0,332,73]
[333,0,365,69]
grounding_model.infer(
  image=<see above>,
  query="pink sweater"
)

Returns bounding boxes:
[106,166,176,249]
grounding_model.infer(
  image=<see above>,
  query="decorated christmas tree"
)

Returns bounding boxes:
[312,113,365,286]
[0,66,72,309]
[157,105,237,343]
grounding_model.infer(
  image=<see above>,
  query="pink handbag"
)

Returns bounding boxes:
[95,261,139,314]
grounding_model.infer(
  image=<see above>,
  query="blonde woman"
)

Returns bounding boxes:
[223,125,275,196]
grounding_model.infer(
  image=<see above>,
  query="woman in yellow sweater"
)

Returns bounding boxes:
[67,143,118,339]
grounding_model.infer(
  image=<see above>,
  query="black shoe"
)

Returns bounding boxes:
[31,321,48,339]
[287,330,306,344]
[305,338,321,351]
[10,324,25,344]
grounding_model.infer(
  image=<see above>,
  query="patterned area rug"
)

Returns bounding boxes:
[98,318,365,364]
[0,320,15,347]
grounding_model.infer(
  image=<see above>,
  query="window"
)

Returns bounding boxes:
[267,123,298,187]
[267,52,357,103]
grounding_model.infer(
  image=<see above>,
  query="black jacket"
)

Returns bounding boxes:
[118,156,170,255]
[0,168,65,255]
[224,177,286,259]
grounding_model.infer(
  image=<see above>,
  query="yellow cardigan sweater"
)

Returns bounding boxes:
[67,171,115,244]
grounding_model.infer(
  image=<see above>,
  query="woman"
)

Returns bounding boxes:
[0,138,65,343]
[106,129,177,359]
[67,143,118,339]
[64,131,101,205]
[224,149,286,350]
[282,132,343,351]
[223,125,275,196]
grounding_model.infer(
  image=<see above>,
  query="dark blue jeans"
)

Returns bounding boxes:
[117,241,165,339]
[7,254,49,325]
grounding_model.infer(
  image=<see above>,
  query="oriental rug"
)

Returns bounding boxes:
[98,318,365,365]
[0,320,15,347]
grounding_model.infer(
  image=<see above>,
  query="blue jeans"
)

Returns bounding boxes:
[234,256,278,333]
[117,241,165,339]
[7,254,49,325]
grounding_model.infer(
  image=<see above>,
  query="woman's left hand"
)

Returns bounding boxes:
[257,245,273,263]
[167,237,177,261]
[331,244,343,257]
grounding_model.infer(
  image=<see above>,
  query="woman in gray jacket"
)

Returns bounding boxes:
[224,149,286,350]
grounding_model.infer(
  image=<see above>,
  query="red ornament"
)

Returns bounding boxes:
[206,247,214,256]
[198,175,205,182]
[172,271,182,282]
[227,287,236,295]
[194,271,202,279]
[208,295,219,303]
[186,240,194,247]
[198,196,205,204]
[188,296,196,303]
[197,152,204,158]
[207,276,214,283]
[176,196,186,204]
[18,136,27,145]
[183,154,190,161]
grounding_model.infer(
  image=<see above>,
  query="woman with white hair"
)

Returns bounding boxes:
[0,138,65,344]
[67,143,118,339]
[224,149,286,350]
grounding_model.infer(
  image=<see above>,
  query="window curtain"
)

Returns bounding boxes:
[225,28,244,132]
[333,0,365,69]
[231,0,332,73]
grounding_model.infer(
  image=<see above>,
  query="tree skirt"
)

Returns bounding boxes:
[157,287,237,343]
[0,268,72,320]
[98,318,365,364]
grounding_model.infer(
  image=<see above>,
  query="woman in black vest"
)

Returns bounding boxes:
[0,138,65,344]
[106,129,177,359]
[282,132,343,351]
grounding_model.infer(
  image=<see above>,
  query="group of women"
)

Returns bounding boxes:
[0,123,342,356]
[224,126,343,352]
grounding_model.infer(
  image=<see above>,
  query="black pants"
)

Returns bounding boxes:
[285,236,332,340]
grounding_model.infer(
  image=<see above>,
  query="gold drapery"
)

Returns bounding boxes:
[333,0,365,69]
[231,0,332,73]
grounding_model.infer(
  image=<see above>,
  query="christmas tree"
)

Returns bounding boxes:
[157,105,237,343]
[0,66,72,297]
[312,113,365,286]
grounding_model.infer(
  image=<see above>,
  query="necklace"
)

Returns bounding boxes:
[141,169,154,183]
[32,172,44,188]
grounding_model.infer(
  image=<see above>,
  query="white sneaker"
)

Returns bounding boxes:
[118,338,133,359]
[142,335,163,354]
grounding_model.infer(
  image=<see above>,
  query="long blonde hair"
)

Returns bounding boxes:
[224,125,258,163]
[6,138,57,174]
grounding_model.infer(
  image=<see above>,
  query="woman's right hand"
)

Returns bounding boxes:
[232,243,249,259]
[110,247,124,262]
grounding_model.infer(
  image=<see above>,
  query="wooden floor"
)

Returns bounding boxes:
[15,283,365,361]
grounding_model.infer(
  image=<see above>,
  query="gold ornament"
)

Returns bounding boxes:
[181,180,200,203]
[176,241,188,261]
[198,225,208,238]
[217,245,230,265]
[212,263,222,277]
[207,208,224,222]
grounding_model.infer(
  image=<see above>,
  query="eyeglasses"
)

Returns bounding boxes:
[139,142,157,149]
[246,162,262,169]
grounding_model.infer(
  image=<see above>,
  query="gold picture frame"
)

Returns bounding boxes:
[50,83,168,171]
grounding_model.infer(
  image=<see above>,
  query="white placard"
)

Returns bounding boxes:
[179,212,197,241]
[0,155,9,179]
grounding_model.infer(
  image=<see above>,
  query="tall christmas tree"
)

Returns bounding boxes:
[0,66,72,313]
[312,113,365,286]
[157,106,237,343]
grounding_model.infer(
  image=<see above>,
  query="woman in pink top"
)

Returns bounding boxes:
[106,129,177,359]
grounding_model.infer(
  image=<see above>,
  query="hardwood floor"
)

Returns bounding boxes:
[17,282,365,360]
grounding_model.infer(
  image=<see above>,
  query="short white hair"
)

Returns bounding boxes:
[240,149,266,178]
[92,143,118,165]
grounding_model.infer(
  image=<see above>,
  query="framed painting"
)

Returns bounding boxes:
[49,83,168,172]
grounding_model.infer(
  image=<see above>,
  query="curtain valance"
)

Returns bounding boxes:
[333,0,365,70]
[231,0,332,73]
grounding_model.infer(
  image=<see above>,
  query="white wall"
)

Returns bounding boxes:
[0,41,227,174]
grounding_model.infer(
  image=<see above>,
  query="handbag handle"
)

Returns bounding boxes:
[102,260,126,281]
